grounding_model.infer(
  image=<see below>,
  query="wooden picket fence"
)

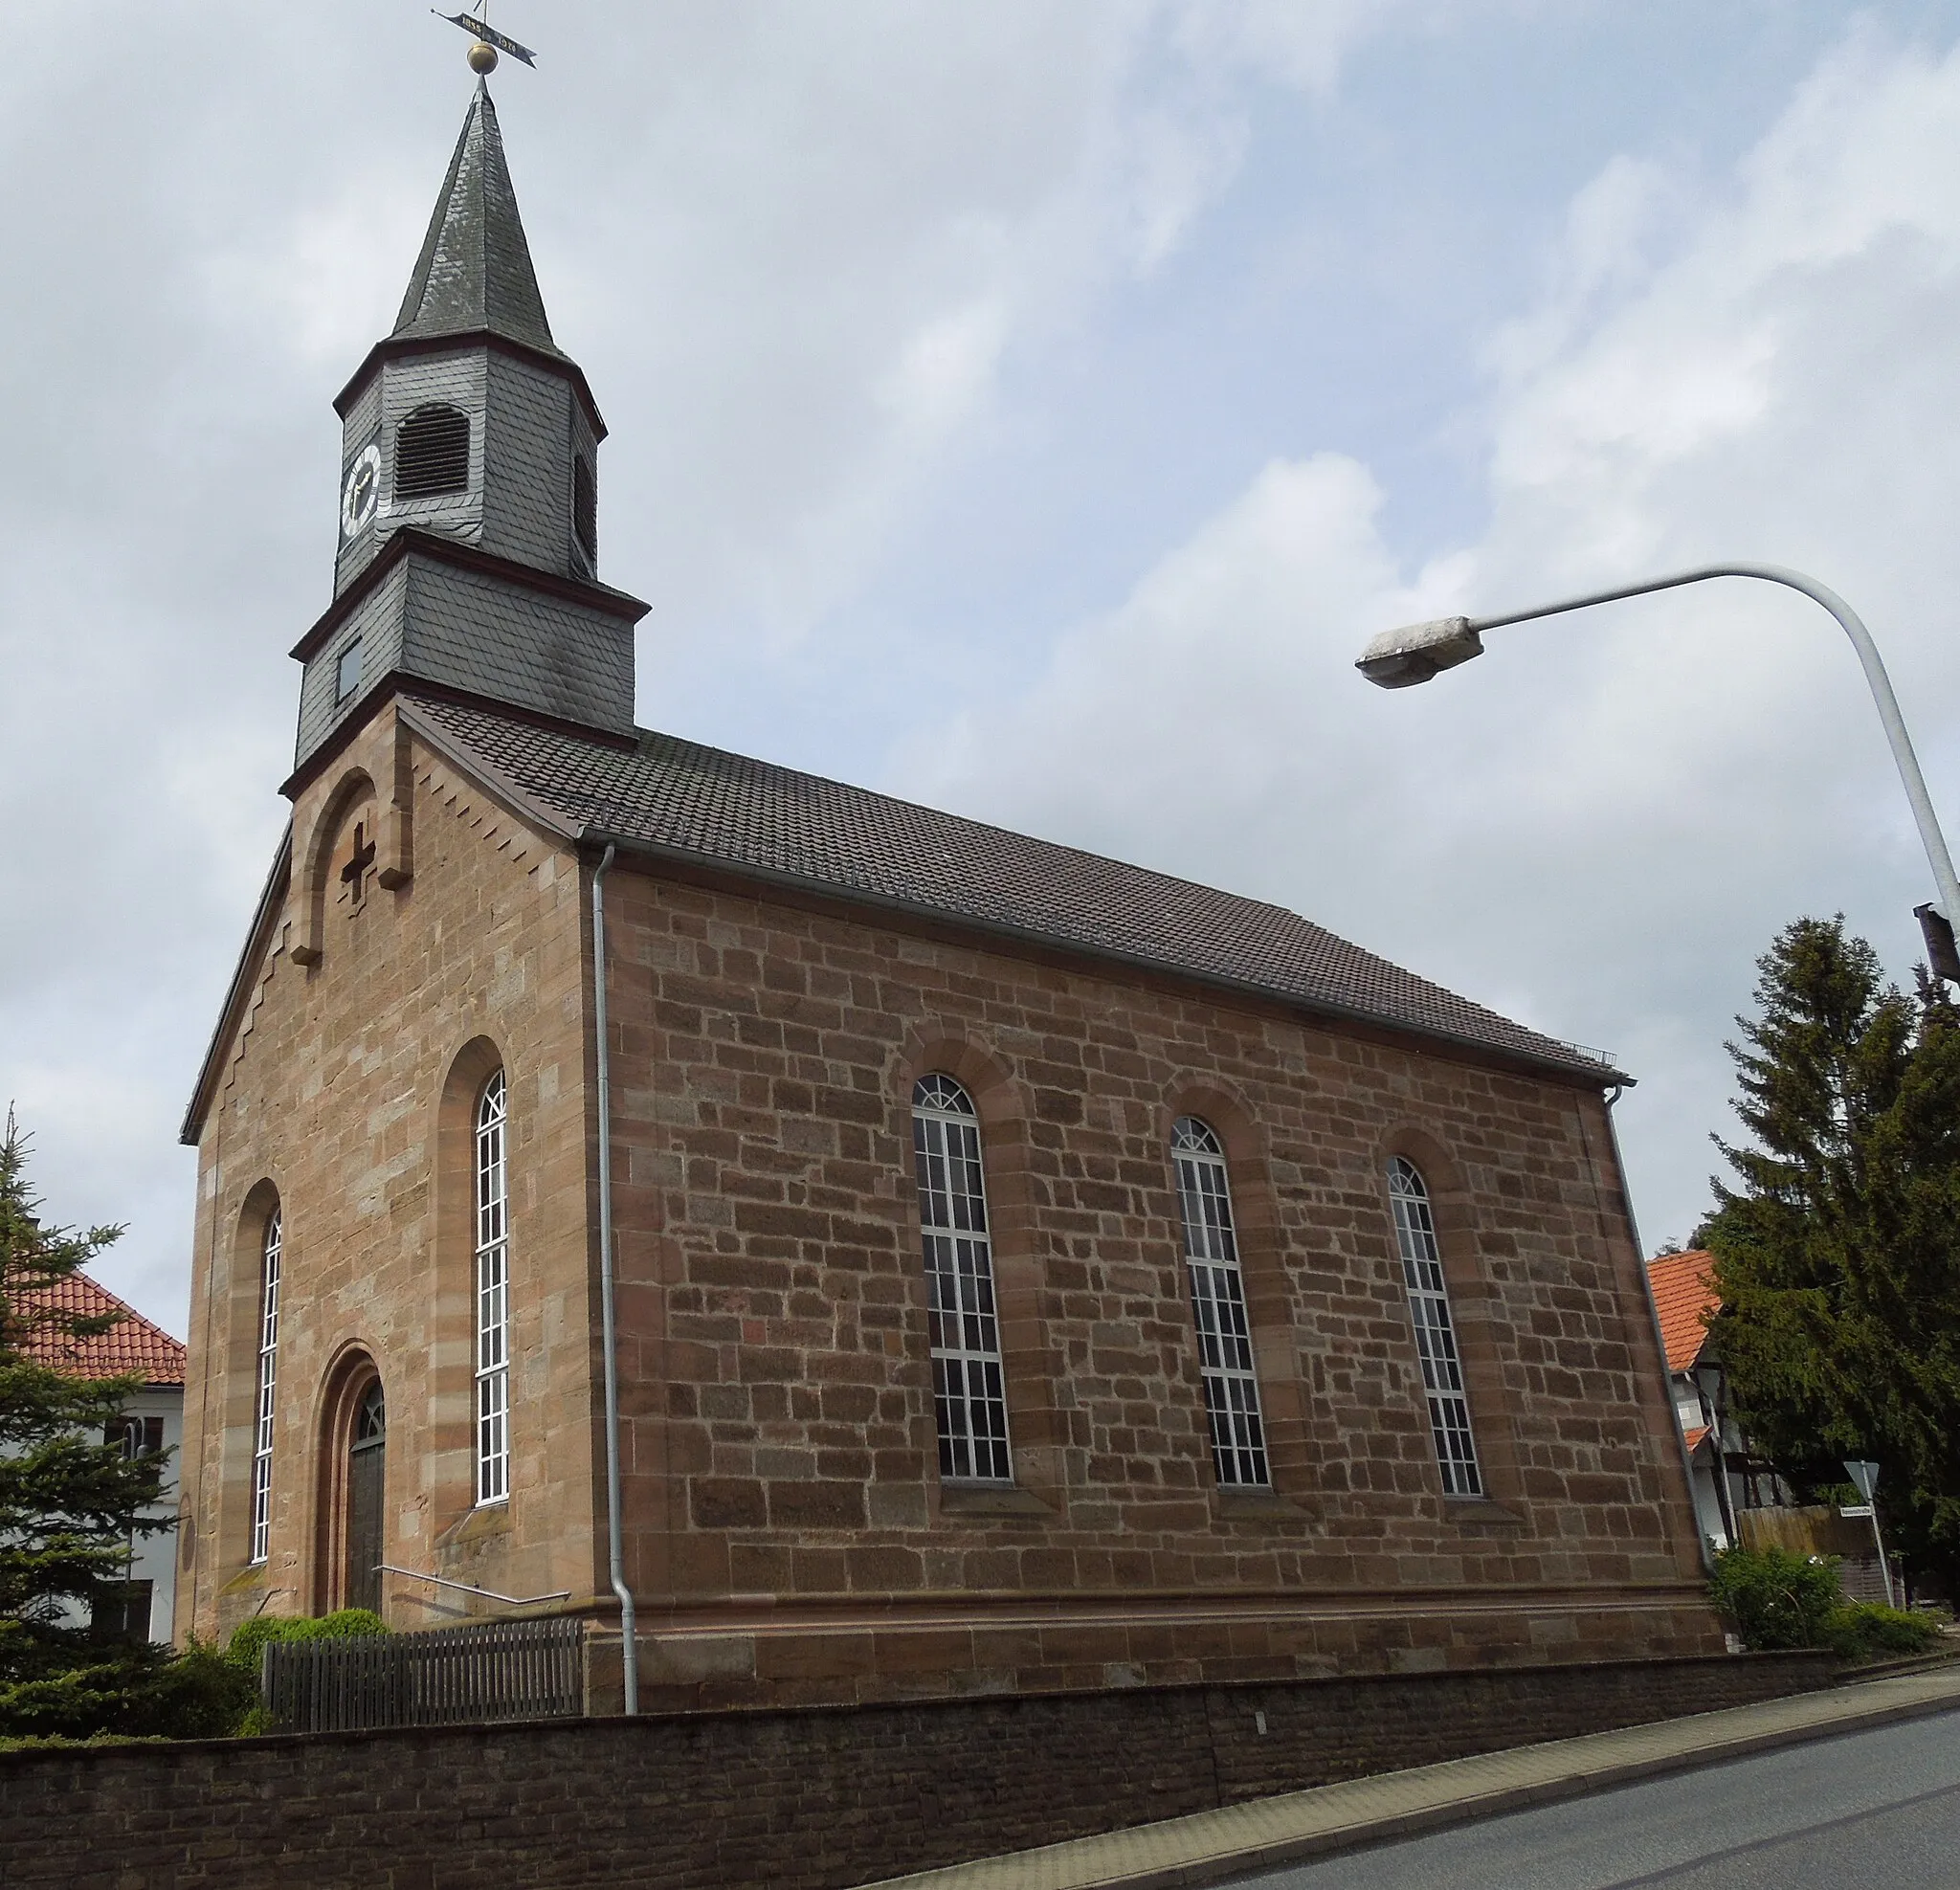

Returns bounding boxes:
[262,1616,586,1733]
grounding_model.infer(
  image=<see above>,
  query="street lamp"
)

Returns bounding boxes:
[1360,564,1960,1584]
[1355,562,1960,950]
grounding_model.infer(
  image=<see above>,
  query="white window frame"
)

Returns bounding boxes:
[1170,1117,1270,1488]
[474,1069,510,1506]
[911,1074,1012,1481]
[248,1208,281,1566]
[1387,1156,1483,1497]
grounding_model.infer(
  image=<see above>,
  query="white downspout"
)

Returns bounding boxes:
[591,842,637,1714]
[1605,1085,1716,1577]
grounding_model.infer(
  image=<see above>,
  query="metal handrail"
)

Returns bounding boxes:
[377,1563,571,1607]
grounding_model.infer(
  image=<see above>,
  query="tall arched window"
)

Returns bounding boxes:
[474,1070,510,1505]
[1170,1118,1269,1487]
[911,1075,1011,1481]
[1386,1156,1482,1496]
[249,1208,281,1566]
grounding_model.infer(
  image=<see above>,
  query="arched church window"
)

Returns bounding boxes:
[910,1075,1011,1481]
[1386,1156,1482,1496]
[474,1069,510,1504]
[572,456,597,565]
[394,404,471,500]
[1170,1117,1268,1487]
[249,1208,281,1566]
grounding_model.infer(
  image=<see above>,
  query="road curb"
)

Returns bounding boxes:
[868,1671,1960,1890]
[1098,1684,1960,1889]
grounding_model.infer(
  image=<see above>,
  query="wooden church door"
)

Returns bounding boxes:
[346,1379,386,1614]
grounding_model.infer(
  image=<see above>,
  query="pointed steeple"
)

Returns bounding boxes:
[300,80,644,779]
[392,84,562,358]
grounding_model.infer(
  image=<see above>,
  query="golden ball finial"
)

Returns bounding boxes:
[467,39,499,75]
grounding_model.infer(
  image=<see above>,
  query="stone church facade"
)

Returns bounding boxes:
[175,84,1721,1707]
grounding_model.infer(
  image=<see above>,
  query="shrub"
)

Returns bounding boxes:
[1820,1602,1943,1664]
[222,1608,389,1678]
[0,1637,254,1743]
[1707,1545,1842,1650]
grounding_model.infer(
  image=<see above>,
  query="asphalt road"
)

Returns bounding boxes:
[1232,1707,1960,1890]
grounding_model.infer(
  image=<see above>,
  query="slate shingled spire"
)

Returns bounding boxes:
[391,82,562,359]
[298,82,645,772]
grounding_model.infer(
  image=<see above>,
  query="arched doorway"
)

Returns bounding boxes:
[345,1379,386,1615]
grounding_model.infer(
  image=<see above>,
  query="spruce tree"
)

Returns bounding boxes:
[1700,916,1960,1590]
[0,1111,175,1729]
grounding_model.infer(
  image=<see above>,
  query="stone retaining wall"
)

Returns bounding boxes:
[0,1651,1837,1890]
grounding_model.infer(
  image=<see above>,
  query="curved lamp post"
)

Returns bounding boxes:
[1355,562,1960,944]
[1357,563,1960,1574]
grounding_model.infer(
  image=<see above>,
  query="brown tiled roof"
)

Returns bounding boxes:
[11,1272,186,1385]
[401,696,1622,1083]
[1682,1423,1712,1453]
[1648,1249,1720,1373]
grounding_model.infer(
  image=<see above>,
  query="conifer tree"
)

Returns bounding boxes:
[0,1111,173,1722]
[1700,916,1960,1590]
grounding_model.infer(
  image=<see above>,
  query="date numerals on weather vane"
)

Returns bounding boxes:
[434,10,537,75]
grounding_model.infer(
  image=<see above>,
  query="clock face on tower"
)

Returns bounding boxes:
[340,442,382,540]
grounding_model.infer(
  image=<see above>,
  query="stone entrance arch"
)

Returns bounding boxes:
[314,1352,387,1617]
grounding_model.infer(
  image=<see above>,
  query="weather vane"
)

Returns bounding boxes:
[434,10,537,74]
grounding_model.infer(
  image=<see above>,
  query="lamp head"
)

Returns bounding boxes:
[1355,616,1483,689]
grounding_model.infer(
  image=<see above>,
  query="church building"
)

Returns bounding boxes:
[175,82,1721,1708]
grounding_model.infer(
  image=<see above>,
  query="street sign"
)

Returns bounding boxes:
[1916,904,1960,984]
[1840,1461,1895,1608]
[1839,1504,1874,1519]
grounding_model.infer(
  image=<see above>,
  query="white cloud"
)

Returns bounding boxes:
[0,2,1404,1329]
[899,25,1960,1249]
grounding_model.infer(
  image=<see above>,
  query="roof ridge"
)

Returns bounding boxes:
[397,693,1625,1085]
[625,723,1309,926]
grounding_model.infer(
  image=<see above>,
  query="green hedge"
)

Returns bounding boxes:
[0,1639,255,1746]
[1708,1545,1941,1662]
[1708,1545,1840,1649]
[1820,1601,1941,1664]
[222,1610,390,1734]
[222,1608,389,1675]
[0,1610,394,1746]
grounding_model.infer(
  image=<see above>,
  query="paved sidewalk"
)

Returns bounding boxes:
[864,1663,1960,1890]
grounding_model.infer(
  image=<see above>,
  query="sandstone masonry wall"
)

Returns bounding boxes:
[599,861,1719,1705]
[177,707,602,1640]
[178,720,1719,1700]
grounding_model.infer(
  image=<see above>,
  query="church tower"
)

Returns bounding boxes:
[289,83,645,773]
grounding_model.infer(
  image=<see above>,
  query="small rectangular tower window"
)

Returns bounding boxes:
[335,638,364,705]
[572,456,597,566]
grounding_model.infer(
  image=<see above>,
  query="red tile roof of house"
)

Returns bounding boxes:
[10,1272,186,1385]
[1648,1248,1720,1374]
[1682,1423,1712,1453]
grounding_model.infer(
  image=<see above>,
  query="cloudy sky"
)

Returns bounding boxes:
[8,2,1960,1335]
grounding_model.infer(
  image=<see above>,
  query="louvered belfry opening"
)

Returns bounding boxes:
[394,404,471,500]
